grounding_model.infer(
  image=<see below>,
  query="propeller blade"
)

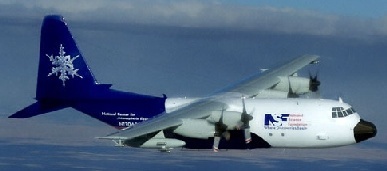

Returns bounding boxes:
[244,128,252,144]
[240,97,253,145]
[213,109,227,152]
[213,136,220,152]
[309,71,321,92]
[242,96,247,114]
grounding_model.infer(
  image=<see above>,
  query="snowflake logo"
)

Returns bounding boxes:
[46,44,83,86]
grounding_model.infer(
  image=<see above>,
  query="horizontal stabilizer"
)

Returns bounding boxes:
[8,101,68,118]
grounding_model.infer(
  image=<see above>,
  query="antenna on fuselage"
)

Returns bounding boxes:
[339,97,344,103]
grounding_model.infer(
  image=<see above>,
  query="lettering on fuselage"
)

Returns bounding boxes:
[101,112,148,127]
[119,122,137,127]
[117,118,148,127]
[101,112,136,117]
[264,114,308,130]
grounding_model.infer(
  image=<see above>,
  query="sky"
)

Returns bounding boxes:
[0,0,387,170]
[224,0,387,18]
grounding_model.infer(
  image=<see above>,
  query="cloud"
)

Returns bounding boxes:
[0,0,387,37]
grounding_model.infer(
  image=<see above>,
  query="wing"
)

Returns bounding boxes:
[99,55,319,145]
[100,97,226,144]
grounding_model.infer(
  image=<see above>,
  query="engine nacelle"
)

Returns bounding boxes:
[173,118,214,139]
[173,111,244,139]
[206,111,242,129]
[255,89,289,98]
[273,76,310,94]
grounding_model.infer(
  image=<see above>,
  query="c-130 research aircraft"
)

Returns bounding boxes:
[9,15,376,152]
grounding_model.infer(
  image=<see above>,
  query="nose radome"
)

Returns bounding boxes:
[354,119,377,143]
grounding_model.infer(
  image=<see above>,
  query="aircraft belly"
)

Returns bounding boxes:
[167,131,271,149]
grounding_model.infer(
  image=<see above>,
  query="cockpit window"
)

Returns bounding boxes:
[343,110,348,116]
[332,107,356,118]
[350,108,356,113]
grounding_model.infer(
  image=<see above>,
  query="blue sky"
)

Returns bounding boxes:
[1,0,387,36]
[224,0,387,18]
[3,0,386,18]
[0,0,387,170]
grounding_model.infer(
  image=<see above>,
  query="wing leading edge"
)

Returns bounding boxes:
[224,54,320,97]
[99,55,320,146]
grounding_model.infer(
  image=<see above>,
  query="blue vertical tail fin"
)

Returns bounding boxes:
[37,15,97,100]
[9,15,167,129]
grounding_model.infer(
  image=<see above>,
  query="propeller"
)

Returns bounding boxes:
[213,110,229,152]
[213,97,254,152]
[309,71,321,92]
[240,96,253,144]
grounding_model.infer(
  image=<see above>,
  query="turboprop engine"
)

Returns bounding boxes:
[256,75,320,98]
[172,97,253,151]
[172,111,243,139]
[274,76,310,94]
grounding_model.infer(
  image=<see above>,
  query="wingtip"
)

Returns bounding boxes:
[302,54,320,64]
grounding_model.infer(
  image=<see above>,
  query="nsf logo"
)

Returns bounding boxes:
[264,114,290,126]
[264,113,308,130]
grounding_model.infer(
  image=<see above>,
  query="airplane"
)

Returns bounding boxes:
[9,15,376,152]
[8,15,167,129]
[98,54,377,152]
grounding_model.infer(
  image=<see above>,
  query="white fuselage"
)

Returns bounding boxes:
[247,99,359,148]
[166,97,361,148]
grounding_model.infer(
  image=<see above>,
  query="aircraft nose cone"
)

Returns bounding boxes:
[354,119,377,143]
